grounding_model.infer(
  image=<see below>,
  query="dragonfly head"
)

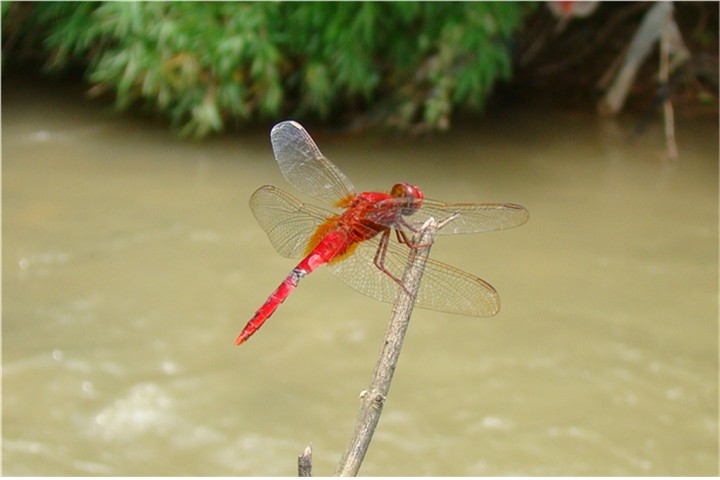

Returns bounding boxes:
[390,182,423,215]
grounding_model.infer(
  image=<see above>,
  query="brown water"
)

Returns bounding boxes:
[2,75,718,476]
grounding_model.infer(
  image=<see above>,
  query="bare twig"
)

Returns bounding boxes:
[660,15,678,160]
[298,445,313,477]
[335,217,444,477]
[599,2,674,115]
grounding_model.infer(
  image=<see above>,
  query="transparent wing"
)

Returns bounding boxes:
[271,121,357,206]
[404,199,529,235]
[357,197,529,236]
[249,185,334,259]
[327,234,501,317]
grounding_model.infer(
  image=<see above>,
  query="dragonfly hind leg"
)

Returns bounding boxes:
[373,229,413,296]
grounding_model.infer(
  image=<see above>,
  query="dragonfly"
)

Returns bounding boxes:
[235,121,528,345]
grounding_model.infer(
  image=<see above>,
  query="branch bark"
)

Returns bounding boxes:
[335,217,442,477]
[298,445,313,477]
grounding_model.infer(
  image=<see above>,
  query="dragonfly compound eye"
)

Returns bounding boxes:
[391,183,423,215]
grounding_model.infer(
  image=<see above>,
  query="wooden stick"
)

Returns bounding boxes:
[335,217,444,477]
[598,2,672,115]
[298,445,313,477]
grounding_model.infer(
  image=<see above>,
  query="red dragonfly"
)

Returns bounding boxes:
[236,121,528,345]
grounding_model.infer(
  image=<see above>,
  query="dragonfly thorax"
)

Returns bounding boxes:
[390,182,423,216]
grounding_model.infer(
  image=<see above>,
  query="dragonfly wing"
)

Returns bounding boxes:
[271,121,357,206]
[326,235,500,316]
[405,199,529,235]
[249,185,335,259]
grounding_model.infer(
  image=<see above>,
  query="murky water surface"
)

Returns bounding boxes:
[3,76,718,475]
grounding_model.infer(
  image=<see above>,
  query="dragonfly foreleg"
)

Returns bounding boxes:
[395,211,461,248]
[394,221,433,249]
[394,225,414,247]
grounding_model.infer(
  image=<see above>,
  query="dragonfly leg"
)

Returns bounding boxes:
[395,212,460,248]
[373,230,412,296]
[395,223,433,249]
[394,226,414,246]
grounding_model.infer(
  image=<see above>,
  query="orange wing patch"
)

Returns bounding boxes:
[334,194,356,209]
[305,214,361,265]
[305,216,339,257]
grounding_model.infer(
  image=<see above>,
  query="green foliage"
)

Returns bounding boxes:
[3,2,529,137]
